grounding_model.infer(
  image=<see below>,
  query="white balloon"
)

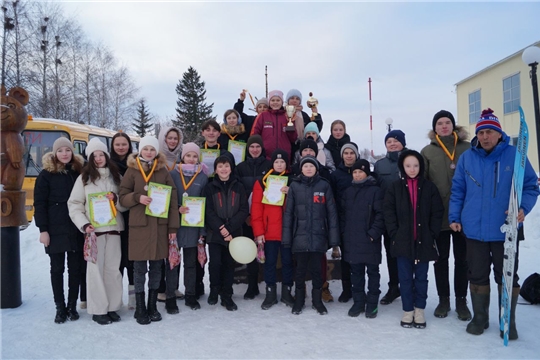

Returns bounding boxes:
[229,236,257,264]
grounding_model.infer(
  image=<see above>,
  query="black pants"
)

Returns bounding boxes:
[433,230,468,298]
[158,260,180,293]
[208,243,235,296]
[383,231,399,287]
[466,238,520,287]
[166,247,198,297]
[295,252,324,290]
[49,251,82,304]
[350,262,380,301]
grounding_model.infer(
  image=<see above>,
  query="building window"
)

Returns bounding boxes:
[469,90,481,124]
[503,73,520,114]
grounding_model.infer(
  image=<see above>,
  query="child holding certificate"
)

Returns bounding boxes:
[217,109,248,153]
[282,155,340,315]
[119,135,180,325]
[251,149,294,310]
[68,138,126,325]
[168,142,208,312]
[204,155,249,311]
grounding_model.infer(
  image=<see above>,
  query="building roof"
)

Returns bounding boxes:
[455,40,540,86]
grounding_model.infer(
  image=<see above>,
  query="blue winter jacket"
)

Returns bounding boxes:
[448,132,539,242]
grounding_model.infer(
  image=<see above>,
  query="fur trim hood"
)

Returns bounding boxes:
[127,152,168,171]
[221,123,245,136]
[41,152,85,174]
[428,125,468,142]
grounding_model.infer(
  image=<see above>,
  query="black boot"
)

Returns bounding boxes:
[292,287,306,315]
[365,293,379,319]
[280,284,295,307]
[66,301,79,321]
[499,286,519,340]
[147,289,162,322]
[185,295,201,310]
[261,285,278,310]
[348,289,366,317]
[338,280,352,303]
[312,288,328,315]
[466,284,490,335]
[380,284,400,305]
[220,295,238,311]
[165,297,179,315]
[456,297,472,321]
[92,314,112,325]
[244,276,260,300]
[134,292,150,325]
[54,302,67,324]
[208,286,220,305]
[434,296,451,318]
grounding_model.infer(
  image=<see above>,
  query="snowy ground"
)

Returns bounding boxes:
[2,209,540,360]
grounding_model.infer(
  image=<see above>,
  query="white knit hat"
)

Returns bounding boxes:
[139,135,160,153]
[85,137,110,158]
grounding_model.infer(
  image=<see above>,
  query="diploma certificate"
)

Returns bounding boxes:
[181,197,206,227]
[200,149,220,177]
[262,175,287,206]
[88,192,117,227]
[228,140,246,166]
[145,182,172,218]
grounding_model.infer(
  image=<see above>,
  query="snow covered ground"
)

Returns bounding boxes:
[2,208,540,359]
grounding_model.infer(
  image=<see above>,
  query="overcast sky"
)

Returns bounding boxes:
[62,1,540,155]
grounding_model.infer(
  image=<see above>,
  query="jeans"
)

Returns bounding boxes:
[397,257,429,311]
[263,241,293,287]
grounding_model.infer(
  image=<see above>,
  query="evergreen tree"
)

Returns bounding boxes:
[174,66,215,144]
[132,99,153,137]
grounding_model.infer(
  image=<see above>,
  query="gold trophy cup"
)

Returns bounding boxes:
[306,92,319,120]
[285,105,296,132]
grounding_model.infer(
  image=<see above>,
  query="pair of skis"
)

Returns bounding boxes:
[499,106,529,346]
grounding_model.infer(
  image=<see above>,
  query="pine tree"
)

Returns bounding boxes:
[173,66,215,144]
[132,99,153,137]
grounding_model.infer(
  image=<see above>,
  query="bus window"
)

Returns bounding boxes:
[22,130,70,176]
[132,141,139,153]
[74,140,87,156]
[89,135,110,151]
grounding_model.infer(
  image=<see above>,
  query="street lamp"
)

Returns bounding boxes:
[522,46,540,171]
[385,117,393,133]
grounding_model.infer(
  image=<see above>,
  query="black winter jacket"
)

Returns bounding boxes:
[374,149,407,192]
[282,174,340,253]
[325,133,351,168]
[235,155,272,196]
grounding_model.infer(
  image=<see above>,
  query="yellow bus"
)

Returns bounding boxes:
[22,116,140,222]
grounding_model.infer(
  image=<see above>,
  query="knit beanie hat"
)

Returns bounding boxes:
[300,155,319,172]
[352,159,371,176]
[432,110,456,132]
[271,149,289,166]
[181,142,200,160]
[385,129,406,147]
[214,153,235,172]
[340,142,359,159]
[476,108,502,134]
[299,139,318,156]
[286,89,302,103]
[85,137,109,158]
[304,122,320,137]
[247,134,264,149]
[53,137,74,154]
[268,90,283,103]
[256,98,268,108]
[139,135,160,153]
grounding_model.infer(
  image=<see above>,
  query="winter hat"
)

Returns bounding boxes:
[304,122,320,137]
[268,90,284,103]
[384,129,406,148]
[271,149,289,166]
[352,159,371,176]
[286,89,302,103]
[181,142,200,160]
[53,137,74,154]
[139,135,160,153]
[256,98,268,108]
[247,134,264,149]
[340,142,359,159]
[299,155,319,172]
[432,110,456,132]
[214,153,235,172]
[299,138,319,156]
[85,137,109,158]
[476,108,502,135]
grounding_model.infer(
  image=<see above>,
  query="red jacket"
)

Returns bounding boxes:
[251,177,288,241]
[251,109,297,160]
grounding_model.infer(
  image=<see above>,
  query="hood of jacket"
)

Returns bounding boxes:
[41,152,85,174]
[127,152,168,171]
[427,125,469,143]
[158,126,183,163]
[397,149,425,180]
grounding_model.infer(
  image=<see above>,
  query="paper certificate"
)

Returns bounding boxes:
[181,197,206,228]
[262,175,288,206]
[200,149,220,177]
[145,182,172,218]
[88,192,117,228]
[228,140,246,166]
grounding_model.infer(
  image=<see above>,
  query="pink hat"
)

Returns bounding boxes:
[181,142,200,160]
[267,90,283,102]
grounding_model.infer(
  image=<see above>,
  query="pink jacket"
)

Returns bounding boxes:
[251,109,297,160]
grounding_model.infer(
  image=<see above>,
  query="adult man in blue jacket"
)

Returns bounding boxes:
[449,108,539,340]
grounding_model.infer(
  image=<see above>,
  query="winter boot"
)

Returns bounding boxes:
[455,297,472,321]
[107,311,121,322]
[157,292,166,302]
[128,285,136,310]
[220,295,238,311]
[79,301,87,309]
[165,297,179,315]
[196,282,205,300]
[322,281,333,303]
[261,285,278,310]
[338,280,352,303]
[380,284,400,305]
[147,289,162,322]
[54,302,67,324]
[280,284,295,307]
[348,289,366,317]
[466,284,490,335]
[365,293,379,319]
[134,292,151,325]
[401,311,414,328]
[292,287,306,315]
[244,276,260,300]
[92,314,112,325]
[66,301,79,321]
[175,289,185,300]
[499,285,520,340]
[433,296,451,318]
[413,307,426,329]
[208,286,220,305]
[185,295,201,310]
[312,288,328,315]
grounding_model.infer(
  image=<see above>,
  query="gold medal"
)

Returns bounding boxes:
[136,157,158,192]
